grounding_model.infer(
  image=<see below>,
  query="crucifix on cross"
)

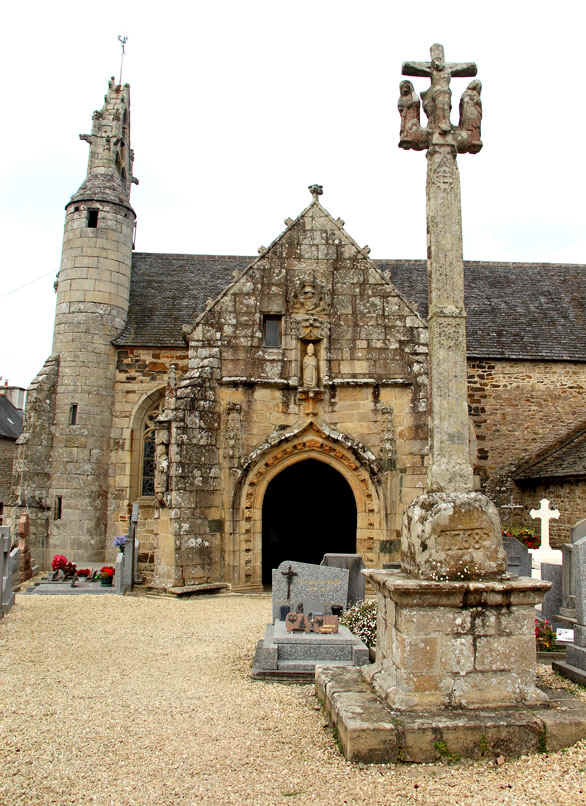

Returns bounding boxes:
[398,43,482,154]
[281,564,298,599]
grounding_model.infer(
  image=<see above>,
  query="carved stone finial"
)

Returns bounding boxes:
[284,218,294,227]
[308,184,323,200]
[258,246,267,255]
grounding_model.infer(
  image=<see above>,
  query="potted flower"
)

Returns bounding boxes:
[99,566,116,586]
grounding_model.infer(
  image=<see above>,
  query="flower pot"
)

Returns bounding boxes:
[100,578,113,587]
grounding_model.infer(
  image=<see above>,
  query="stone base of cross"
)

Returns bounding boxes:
[529,498,562,578]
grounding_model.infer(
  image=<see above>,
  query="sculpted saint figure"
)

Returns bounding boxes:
[458,80,482,153]
[303,342,318,388]
[398,81,427,150]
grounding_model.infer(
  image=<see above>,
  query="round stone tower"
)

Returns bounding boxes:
[49,77,137,562]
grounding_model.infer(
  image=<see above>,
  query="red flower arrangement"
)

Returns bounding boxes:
[51,554,69,571]
[502,528,539,550]
[99,566,115,579]
[77,568,91,577]
[535,618,556,651]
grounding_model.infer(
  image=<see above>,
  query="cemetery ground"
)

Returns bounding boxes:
[1,594,584,806]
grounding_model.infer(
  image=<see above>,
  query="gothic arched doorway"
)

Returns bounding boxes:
[261,459,357,585]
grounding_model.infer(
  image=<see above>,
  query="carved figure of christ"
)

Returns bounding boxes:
[281,565,298,599]
[403,43,476,133]
[400,44,480,493]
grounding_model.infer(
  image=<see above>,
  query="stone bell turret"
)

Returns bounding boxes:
[48,77,138,562]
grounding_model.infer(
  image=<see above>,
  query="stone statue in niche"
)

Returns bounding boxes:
[302,343,319,388]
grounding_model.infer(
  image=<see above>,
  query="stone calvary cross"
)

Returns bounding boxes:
[398,43,483,493]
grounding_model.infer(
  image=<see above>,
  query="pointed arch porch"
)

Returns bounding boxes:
[230,422,384,591]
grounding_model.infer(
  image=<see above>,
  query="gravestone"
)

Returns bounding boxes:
[0,527,19,615]
[320,553,365,605]
[252,559,367,679]
[503,535,531,577]
[540,563,563,628]
[271,560,349,623]
[553,534,586,685]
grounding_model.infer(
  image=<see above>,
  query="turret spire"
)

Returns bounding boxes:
[72,77,138,207]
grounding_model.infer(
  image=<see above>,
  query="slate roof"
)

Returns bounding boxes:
[114,253,586,362]
[0,396,23,440]
[514,422,586,480]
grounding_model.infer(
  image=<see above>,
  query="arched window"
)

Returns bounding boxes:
[140,397,164,497]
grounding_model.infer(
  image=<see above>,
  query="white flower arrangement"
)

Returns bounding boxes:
[340,600,378,648]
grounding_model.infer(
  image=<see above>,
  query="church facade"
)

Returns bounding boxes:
[10,80,586,589]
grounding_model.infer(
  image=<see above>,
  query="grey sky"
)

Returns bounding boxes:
[2,1,585,388]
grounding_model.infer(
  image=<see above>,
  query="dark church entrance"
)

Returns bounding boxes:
[261,459,357,585]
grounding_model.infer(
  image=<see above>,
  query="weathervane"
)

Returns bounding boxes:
[118,35,128,85]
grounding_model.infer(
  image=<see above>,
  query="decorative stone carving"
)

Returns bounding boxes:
[292,277,328,314]
[294,315,327,341]
[302,343,319,388]
[400,43,478,148]
[223,402,242,471]
[398,80,428,151]
[458,80,482,154]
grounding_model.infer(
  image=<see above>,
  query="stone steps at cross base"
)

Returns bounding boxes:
[277,643,354,661]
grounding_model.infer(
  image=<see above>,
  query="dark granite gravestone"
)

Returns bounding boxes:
[271,560,349,623]
[541,563,563,628]
[503,535,531,577]
[320,553,365,605]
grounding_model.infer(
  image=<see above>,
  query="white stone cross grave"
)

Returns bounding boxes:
[529,498,562,578]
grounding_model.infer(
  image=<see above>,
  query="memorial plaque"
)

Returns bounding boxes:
[272,560,349,622]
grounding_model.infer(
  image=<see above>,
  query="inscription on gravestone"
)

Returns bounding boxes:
[272,560,349,623]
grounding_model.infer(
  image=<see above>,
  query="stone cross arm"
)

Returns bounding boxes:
[402,60,477,78]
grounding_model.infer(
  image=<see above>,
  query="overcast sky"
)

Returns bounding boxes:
[2,1,585,389]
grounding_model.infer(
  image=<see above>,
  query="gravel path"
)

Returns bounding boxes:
[0,593,584,806]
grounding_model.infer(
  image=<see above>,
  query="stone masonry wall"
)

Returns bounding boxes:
[468,359,585,475]
[109,347,188,581]
[8,355,59,568]
[0,439,16,516]
[468,358,586,546]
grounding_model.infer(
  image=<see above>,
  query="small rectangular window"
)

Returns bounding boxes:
[87,209,99,228]
[263,315,282,347]
[55,496,63,520]
[69,403,78,425]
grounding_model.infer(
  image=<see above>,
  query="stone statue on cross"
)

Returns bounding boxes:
[398,43,483,154]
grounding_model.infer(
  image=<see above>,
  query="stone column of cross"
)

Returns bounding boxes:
[398,44,482,493]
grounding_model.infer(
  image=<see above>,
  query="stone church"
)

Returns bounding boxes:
[9,78,586,590]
